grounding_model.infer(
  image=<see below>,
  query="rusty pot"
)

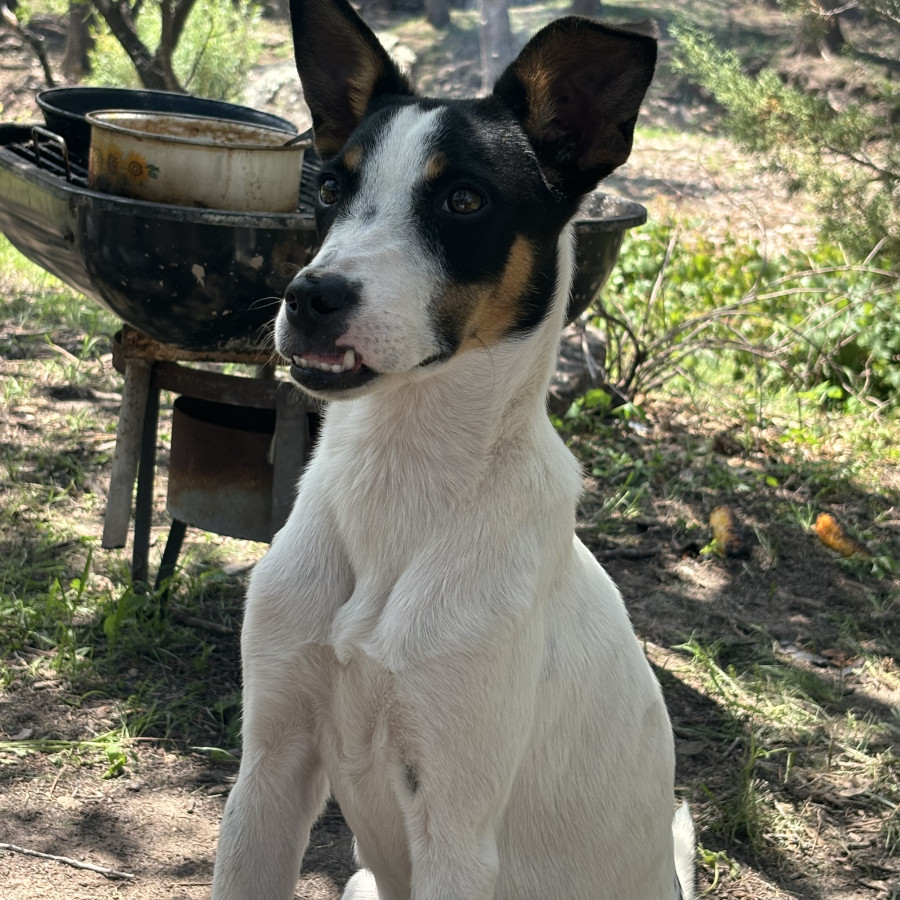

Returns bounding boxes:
[87,110,309,213]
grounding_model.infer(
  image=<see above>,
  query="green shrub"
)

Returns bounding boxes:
[14,0,70,21]
[671,23,900,264]
[595,223,900,407]
[88,0,263,100]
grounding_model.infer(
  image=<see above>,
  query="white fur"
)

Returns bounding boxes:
[211,117,694,900]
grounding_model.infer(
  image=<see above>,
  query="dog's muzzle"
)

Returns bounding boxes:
[280,270,376,395]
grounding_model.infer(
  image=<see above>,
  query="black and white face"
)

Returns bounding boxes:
[278,0,657,400]
[275,98,570,400]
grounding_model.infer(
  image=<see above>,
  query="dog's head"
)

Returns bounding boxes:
[277,0,656,399]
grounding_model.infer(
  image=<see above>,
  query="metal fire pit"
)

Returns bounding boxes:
[0,122,321,353]
[107,329,317,588]
[170,397,281,543]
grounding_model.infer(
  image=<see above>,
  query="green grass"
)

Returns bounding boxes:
[670,636,900,866]
[0,234,249,766]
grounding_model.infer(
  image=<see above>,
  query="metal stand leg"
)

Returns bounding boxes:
[132,385,160,586]
[102,358,152,549]
[155,518,188,597]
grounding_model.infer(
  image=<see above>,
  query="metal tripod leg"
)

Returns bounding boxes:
[131,385,160,586]
[154,518,188,597]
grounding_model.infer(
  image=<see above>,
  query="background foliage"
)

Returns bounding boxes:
[672,11,900,263]
[594,225,900,411]
[87,0,263,99]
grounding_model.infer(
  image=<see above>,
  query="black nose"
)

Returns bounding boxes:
[284,271,360,331]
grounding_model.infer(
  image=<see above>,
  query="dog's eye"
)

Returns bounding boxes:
[444,187,485,215]
[319,177,341,206]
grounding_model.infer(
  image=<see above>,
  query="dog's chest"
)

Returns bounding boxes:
[317,654,416,847]
[321,654,411,760]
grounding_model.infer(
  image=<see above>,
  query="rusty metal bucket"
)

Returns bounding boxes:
[167,394,307,543]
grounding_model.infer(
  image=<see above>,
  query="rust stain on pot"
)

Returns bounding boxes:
[86,111,309,212]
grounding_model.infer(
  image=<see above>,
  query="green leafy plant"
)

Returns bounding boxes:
[88,0,263,100]
[590,222,900,409]
[671,22,900,262]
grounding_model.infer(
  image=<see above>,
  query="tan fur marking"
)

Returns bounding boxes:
[316,135,345,157]
[455,236,535,350]
[424,152,447,182]
[516,59,556,141]
[348,56,383,120]
[343,144,364,172]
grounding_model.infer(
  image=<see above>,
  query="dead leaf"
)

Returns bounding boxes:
[813,513,872,558]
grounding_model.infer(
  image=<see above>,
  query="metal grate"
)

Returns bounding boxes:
[8,132,90,186]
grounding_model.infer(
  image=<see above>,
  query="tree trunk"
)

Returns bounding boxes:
[478,0,513,93]
[62,0,95,80]
[154,0,198,90]
[820,11,845,54]
[425,0,449,29]
[91,0,196,91]
[793,0,846,56]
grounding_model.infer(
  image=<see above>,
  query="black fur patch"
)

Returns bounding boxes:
[403,762,419,794]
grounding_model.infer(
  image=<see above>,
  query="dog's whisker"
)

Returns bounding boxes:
[252,317,277,353]
[249,295,284,311]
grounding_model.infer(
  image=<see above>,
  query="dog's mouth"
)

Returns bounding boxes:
[287,345,455,396]
[289,347,378,394]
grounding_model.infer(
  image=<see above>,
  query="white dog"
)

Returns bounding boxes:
[211,0,695,897]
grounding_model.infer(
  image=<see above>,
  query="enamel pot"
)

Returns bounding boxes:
[86,110,309,213]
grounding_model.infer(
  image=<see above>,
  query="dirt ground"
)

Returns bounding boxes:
[1,8,898,900]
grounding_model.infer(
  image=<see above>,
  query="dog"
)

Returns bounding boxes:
[210,0,695,897]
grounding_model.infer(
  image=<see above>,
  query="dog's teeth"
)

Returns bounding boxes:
[292,352,358,374]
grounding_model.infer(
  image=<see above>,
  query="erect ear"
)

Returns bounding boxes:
[493,16,657,198]
[290,0,414,158]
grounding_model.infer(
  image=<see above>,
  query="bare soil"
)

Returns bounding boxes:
[1,8,898,900]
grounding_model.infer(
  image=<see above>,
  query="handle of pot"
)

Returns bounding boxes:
[31,126,72,182]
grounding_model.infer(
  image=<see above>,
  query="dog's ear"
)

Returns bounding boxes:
[493,16,657,197]
[290,0,414,158]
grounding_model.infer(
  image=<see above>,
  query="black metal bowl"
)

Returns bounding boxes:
[568,192,645,322]
[37,87,299,158]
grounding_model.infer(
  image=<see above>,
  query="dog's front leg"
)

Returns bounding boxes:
[210,654,330,900]
[397,638,537,900]
[211,509,351,900]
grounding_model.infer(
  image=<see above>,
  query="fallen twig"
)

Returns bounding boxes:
[0,843,134,880]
